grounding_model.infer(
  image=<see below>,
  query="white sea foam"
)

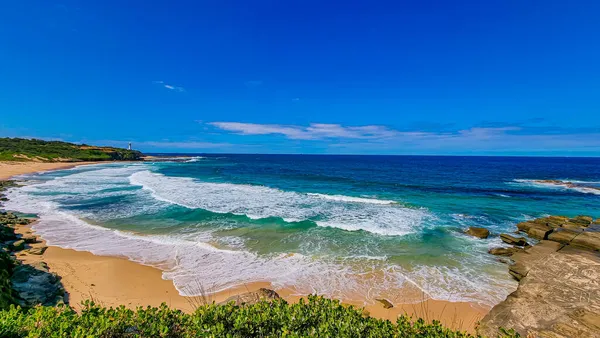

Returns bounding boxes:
[130,170,428,236]
[513,179,600,195]
[185,156,205,163]
[306,193,397,205]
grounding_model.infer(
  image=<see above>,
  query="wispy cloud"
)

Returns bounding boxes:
[207,121,600,154]
[152,80,185,92]
[209,122,399,140]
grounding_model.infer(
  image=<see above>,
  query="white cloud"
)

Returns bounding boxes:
[153,80,185,92]
[209,122,400,140]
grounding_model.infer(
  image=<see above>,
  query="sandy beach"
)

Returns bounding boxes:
[3,161,489,333]
[0,161,101,180]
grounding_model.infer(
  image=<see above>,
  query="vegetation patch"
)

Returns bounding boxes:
[0,138,142,162]
[0,296,520,337]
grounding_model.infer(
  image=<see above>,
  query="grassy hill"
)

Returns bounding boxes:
[0,138,142,162]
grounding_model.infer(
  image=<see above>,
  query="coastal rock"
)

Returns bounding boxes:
[570,232,600,251]
[488,247,523,256]
[220,288,280,306]
[508,240,563,281]
[547,228,580,245]
[478,244,600,337]
[571,215,593,226]
[25,246,47,255]
[0,226,17,241]
[465,227,489,239]
[516,221,535,232]
[500,234,528,247]
[375,298,394,309]
[10,262,65,307]
[11,240,25,251]
[526,223,553,240]
[561,221,587,231]
[20,233,39,244]
[594,218,600,225]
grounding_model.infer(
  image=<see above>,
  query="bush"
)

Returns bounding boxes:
[0,250,16,311]
[0,295,519,337]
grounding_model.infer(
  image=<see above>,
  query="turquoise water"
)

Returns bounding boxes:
[5,155,599,306]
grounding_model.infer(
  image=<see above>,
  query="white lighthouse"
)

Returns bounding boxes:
[128,142,132,150]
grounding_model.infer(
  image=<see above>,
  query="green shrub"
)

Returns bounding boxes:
[0,295,516,337]
[0,251,16,310]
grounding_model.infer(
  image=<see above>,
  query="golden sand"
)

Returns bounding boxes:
[0,161,101,180]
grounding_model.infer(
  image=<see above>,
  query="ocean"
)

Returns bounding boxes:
[4,155,600,307]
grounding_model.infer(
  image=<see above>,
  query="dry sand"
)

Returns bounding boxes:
[4,161,489,333]
[0,161,101,180]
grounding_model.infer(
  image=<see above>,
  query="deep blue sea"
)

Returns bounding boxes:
[6,155,600,307]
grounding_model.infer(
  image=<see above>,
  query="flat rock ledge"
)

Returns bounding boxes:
[478,215,600,337]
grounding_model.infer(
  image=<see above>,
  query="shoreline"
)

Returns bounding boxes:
[0,161,104,180]
[2,160,489,333]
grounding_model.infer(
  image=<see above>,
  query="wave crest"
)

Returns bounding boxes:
[130,171,428,236]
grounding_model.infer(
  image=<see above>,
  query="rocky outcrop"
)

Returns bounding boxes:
[532,180,600,194]
[478,215,600,337]
[488,247,523,256]
[219,288,280,306]
[1,188,67,308]
[466,227,490,239]
[10,261,65,307]
[500,234,528,246]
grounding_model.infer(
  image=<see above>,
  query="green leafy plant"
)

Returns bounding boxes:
[0,296,505,337]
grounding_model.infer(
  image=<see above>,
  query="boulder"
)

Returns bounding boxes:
[500,234,528,247]
[594,218,600,225]
[547,228,580,245]
[465,227,489,239]
[516,221,535,232]
[10,262,65,307]
[220,288,280,306]
[26,246,47,255]
[488,247,523,256]
[20,234,39,244]
[526,224,553,240]
[11,239,25,251]
[375,298,393,309]
[570,215,593,227]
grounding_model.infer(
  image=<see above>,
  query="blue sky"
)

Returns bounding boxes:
[1,1,599,155]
